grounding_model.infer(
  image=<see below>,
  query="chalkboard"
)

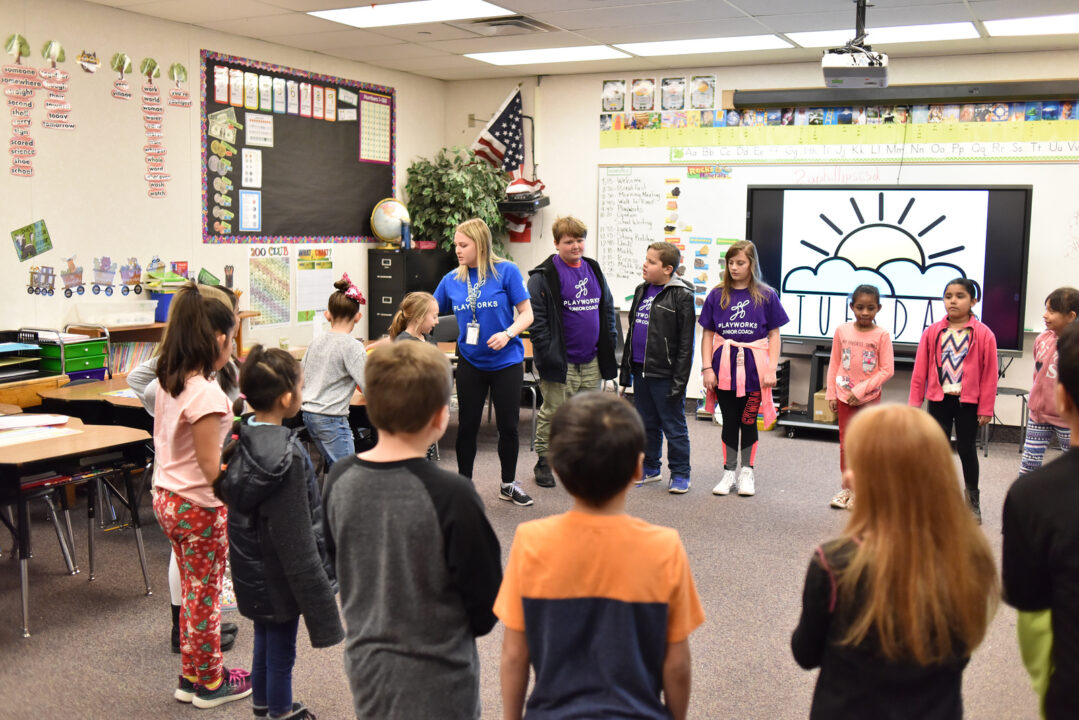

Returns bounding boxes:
[201,50,394,243]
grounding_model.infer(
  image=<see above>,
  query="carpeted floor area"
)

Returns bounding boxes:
[1,405,1042,719]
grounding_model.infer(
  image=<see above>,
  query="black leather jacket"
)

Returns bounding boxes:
[217,422,343,648]
[619,276,696,399]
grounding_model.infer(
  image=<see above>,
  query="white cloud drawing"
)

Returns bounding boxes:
[782,257,895,296]
[876,259,968,299]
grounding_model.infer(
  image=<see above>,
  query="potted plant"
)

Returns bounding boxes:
[404,146,509,255]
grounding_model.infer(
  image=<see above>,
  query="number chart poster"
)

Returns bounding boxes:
[779,189,987,345]
[249,245,290,326]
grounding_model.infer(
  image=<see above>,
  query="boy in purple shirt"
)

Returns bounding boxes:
[527,216,618,488]
[618,242,696,493]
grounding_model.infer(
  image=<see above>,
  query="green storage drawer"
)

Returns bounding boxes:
[40,353,107,373]
[39,340,107,359]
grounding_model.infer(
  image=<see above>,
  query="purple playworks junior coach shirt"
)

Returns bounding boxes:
[553,255,601,364]
[631,284,664,364]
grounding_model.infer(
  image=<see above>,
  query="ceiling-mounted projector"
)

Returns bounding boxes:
[821,0,888,88]
[822,49,888,88]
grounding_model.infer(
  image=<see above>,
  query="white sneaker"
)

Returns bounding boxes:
[737,467,756,496]
[712,469,736,495]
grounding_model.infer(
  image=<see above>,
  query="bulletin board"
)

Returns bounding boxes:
[200,50,394,244]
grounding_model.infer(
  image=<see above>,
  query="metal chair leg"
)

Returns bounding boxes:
[42,492,76,575]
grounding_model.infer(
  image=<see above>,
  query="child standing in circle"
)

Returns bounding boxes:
[389,291,440,343]
[700,240,789,497]
[151,282,252,709]
[300,274,367,469]
[910,278,997,523]
[825,285,894,509]
[1020,287,1079,474]
[215,346,343,720]
[792,405,998,719]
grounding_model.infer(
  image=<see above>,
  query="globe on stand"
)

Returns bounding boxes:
[371,198,410,249]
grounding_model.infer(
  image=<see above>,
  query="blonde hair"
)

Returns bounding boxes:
[716,240,770,309]
[453,218,504,284]
[838,404,998,664]
[388,291,437,339]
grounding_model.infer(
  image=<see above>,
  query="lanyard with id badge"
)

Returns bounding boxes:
[464,271,485,345]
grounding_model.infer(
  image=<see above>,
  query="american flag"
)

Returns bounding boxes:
[471,89,544,243]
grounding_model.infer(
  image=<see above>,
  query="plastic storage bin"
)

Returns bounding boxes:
[74,299,156,327]
[150,291,175,323]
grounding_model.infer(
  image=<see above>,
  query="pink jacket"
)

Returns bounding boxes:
[826,323,894,404]
[909,315,998,417]
[705,336,777,429]
[1028,329,1064,426]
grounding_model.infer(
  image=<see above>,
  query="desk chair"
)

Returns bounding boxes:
[432,314,459,343]
[980,387,1029,457]
[1,486,77,574]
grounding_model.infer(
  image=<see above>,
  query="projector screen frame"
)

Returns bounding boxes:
[745,184,1031,358]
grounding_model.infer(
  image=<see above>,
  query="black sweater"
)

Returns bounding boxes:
[791,538,970,720]
[217,422,343,648]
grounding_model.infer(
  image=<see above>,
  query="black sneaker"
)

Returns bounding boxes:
[533,456,556,488]
[173,628,236,654]
[191,667,252,709]
[499,484,534,507]
[274,702,317,719]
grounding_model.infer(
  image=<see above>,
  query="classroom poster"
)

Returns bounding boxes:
[295,247,334,322]
[602,80,625,112]
[249,245,290,326]
[11,219,52,261]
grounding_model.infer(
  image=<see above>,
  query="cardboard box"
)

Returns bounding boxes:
[813,389,837,424]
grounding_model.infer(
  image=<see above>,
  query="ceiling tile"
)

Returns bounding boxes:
[81,0,162,7]
[968,0,1079,21]
[259,0,416,10]
[265,27,405,50]
[763,5,974,34]
[364,22,490,42]
[122,0,291,24]
[578,18,767,44]
[333,44,452,62]
[197,12,342,36]
[423,31,590,54]
[498,0,658,11]
[531,0,746,31]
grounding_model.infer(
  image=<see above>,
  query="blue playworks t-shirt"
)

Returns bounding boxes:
[435,262,529,371]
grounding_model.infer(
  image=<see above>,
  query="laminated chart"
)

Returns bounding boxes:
[249,245,290,326]
[359,91,391,163]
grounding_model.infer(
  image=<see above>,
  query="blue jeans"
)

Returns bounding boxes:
[632,370,691,478]
[302,411,354,468]
[252,617,299,717]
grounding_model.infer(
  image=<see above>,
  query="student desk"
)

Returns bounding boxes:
[0,418,153,637]
[37,376,151,431]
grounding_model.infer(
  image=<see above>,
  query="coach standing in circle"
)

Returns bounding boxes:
[434,218,535,507]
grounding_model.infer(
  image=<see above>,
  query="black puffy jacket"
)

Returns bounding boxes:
[217,422,343,648]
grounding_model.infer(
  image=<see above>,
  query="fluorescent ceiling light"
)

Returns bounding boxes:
[615,35,791,56]
[984,13,1079,36]
[789,22,979,48]
[309,0,513,29]
[466,45,629,65]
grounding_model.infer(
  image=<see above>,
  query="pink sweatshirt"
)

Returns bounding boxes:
[1029,329,1065,427]
[826,323,894,404]
[909,315,998,417]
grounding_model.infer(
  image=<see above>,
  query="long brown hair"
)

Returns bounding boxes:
[715,240,770,309]
[839,404,998,664]
[155,282,237,397]
[389,291,436,339]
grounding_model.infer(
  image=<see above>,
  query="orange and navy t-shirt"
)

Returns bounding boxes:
[494,511,705,719]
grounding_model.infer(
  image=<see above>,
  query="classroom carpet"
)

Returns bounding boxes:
[1,407,1041,719]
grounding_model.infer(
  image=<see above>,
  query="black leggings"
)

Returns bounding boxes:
[455,357,523,485]
[716,389,761,450]
[928,395,980,491]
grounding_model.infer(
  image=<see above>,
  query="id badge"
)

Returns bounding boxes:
[465,322,481,345]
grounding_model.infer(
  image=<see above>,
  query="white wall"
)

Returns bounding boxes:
[445,50,1079,424]
[1,0,447,348]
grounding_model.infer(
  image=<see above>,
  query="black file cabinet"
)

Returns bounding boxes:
[367,249,456,339]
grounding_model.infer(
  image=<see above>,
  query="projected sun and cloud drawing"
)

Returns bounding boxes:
[779,189,988,344]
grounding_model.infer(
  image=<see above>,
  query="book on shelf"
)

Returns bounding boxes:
[110,341,159,375]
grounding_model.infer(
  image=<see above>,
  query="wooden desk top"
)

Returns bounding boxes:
[0,417,150,468]
[37,377,144,408]
[0,403,21,415]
